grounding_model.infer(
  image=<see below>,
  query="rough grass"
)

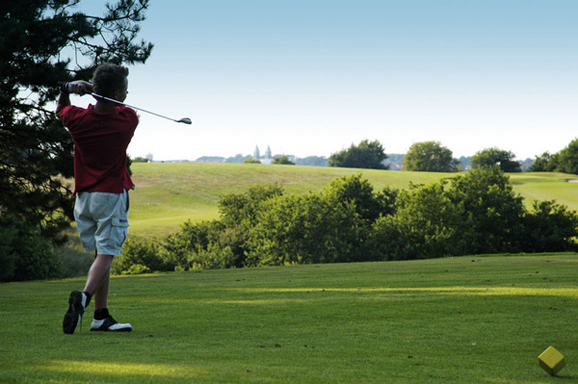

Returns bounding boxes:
[2,254,578,383]
[128,163,578,237]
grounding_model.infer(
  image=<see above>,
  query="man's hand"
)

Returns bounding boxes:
[65,80,93,95]
[57,81,94,116]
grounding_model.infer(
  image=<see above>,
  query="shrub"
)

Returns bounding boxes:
[323,174,383,223]
[522,200,578,252]
[121,263,151,275]
[272,156,295,165]
[446,166,526,254]
[0,215,62,281]
[217,227,250,268]
[368,183,461,260]
[219,184,284,227]
[54,238,94,278]
[162,220,226,271]
[113,237,168,275]
[189,243,236,270]
[375,186,400,217]
[367,168,576,260]
[217,184,284,266]
[245,193,363,266]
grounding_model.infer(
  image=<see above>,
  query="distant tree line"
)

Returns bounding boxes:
[327,140,525,173]
[193,139,541,172]
[112,167,578,274]
[531,139,578,173]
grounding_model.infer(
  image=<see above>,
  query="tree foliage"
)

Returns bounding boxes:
[555,139,578,174]
[245,193,361,266]
[272,156,295,165]
[369,183,462,260]
[323,174,384,223]
[471,148,521,172]
[530,152,557,172]
[1,0,153,243]
[445,166,526,254]
[328,140,388,170]
[403,141,460,172]
[0,215,62,282]
[530,139,578,174]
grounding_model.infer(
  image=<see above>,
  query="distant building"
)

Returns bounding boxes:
[146,153,153,162]
[264,145,272,160]
[253,144,294,165]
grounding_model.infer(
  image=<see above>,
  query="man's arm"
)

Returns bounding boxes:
[56,91,71,116]
[56,81,93,117]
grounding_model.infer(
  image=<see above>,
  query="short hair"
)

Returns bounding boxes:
[92,63,129,98]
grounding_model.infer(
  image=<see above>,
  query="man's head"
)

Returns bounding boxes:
[92,63,129,101]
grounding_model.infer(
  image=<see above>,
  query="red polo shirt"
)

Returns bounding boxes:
[59,104,138,194]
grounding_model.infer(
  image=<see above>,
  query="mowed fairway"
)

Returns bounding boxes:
[128,163,578,236]
[2,255,578,383]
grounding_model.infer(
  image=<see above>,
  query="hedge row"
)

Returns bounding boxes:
[114,166,578,274]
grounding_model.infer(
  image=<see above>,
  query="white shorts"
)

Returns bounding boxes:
[74,190,130,256]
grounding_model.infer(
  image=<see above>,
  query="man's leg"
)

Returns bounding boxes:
[63,254,111,335]
[64,191,131,334]
[85,254,132,332]
[83,254,113,309]
[63,193,95,334]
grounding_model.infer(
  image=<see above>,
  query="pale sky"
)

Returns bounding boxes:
[72,0,578,161]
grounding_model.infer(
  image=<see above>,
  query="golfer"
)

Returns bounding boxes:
[57,63,137,334]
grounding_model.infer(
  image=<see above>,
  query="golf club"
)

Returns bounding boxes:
[59,82,192,124]
[91,93,192,124]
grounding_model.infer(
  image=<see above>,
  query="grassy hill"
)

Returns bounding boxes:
[129,163,578,236]
[2,254,577,383]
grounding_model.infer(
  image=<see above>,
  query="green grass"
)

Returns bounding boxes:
[2,254,578,383]
[510,172,578,210]
[128,163,578,237]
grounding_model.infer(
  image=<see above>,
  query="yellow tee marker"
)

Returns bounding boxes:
[538,346,566,376]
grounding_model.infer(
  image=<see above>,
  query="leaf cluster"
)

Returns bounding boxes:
[403,141,460,172]
[0,214,62,282]
[471,147,521,172]
[531,138,578,174]
[328,139,388,170]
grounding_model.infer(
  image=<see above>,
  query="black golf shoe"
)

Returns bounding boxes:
[62,291,90,334]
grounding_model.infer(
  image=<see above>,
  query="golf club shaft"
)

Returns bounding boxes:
[91,93,181,123]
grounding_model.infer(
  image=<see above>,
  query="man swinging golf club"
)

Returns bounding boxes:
[57,63,136,334]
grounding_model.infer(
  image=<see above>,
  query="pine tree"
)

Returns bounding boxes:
[0,0,153,242]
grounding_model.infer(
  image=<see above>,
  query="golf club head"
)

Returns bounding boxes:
[177,118,192,125]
